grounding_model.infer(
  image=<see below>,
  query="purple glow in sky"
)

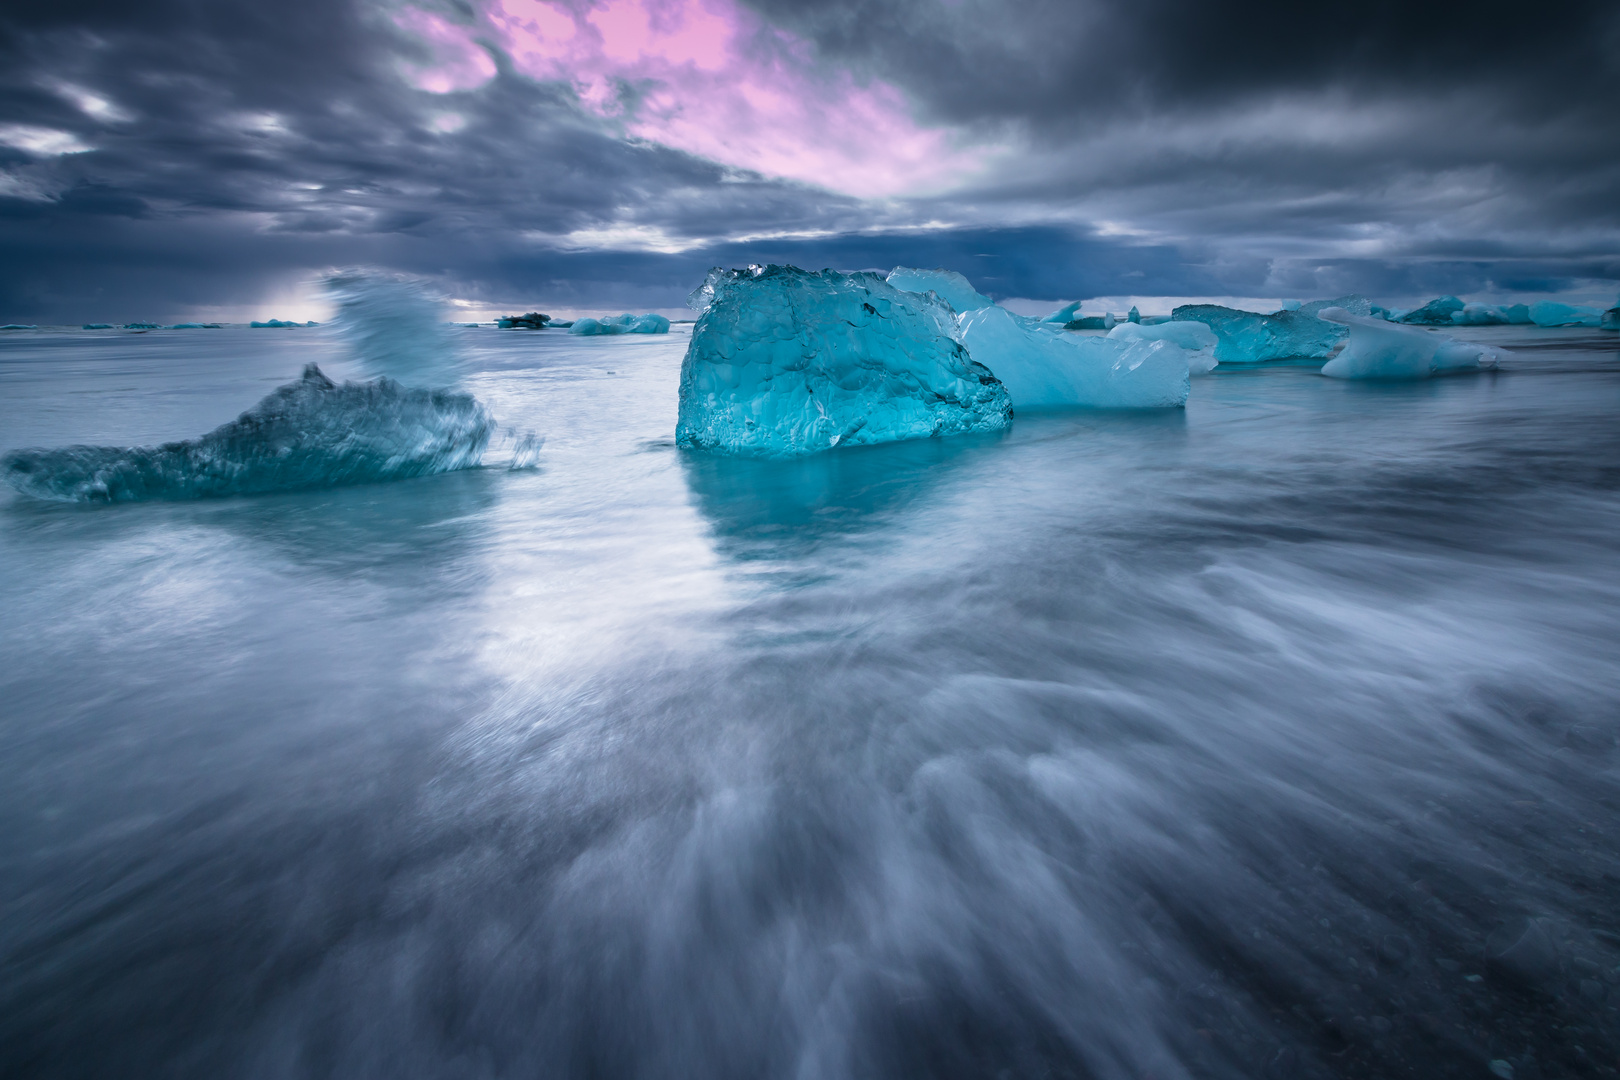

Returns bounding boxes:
[398,0,986,197]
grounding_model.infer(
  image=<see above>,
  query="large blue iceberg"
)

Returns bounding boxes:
[957,306,1189,408]
[3,365,493,503]
[1317,309,1501,379]
[1170,303,1347,363]
[675,265,1011,457]
[569,313,671,335]
[884,267,994,313]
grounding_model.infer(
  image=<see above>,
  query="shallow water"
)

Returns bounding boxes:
[2,324,1618,1080]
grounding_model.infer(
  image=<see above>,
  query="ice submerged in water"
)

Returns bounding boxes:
[1170,301,1355,363]
[1317,308,1501,379]
[957,306,1190,407]
[675,265,1011,457]
[569,313,671,335]
[883,267,995,313]
[3,365,494,503]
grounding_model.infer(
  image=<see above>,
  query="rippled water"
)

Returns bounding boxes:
[2,324,1618,1080]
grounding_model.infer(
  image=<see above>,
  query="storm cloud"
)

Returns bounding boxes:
[1,0,1616,321]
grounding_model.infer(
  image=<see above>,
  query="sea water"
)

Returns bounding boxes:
[1,323,1618,1079]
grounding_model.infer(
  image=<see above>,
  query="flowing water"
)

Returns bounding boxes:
[1,324,1618,1080]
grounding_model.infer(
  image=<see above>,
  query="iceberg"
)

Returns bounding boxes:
[1453,303,1509,326]
[884,267,994,313]
[1065,314,1115,330]
[958,305,1189,407]
[1396,296,1466,325]
[124,322,160,330]
[3,364,493,503]
[1503,304,1532,324]
[1,324,37,330]
[497,312,550,329]
[82,323,114,329]
[1317,308,1501,379]
[1169,304,1343,363]
[1297,294,1373,318]
[249,319,316,328]
[1528,301,1602,327]
[1040,301,1082,324]
[1108,319,1219,374]
[1602,306,1620,331]
[1127,305,1141,324]
[568,313,670,335]
[675,265,1011,457]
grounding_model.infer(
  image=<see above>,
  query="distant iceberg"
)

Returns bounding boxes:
[1,324,37,330]
[1453,303,1509,326]
[676,265,1010,456]
[884,267,994,313]
[1603,302,1620,331]
[958,305,1189,407]
[568,313,670,335]
[3,364,493,503]
[169,323,222,329]
[1170,303,1344,363]
[1317,308,1501,379]
[82,323,114,329]
[1396,297,1466,325]
[250,319,317,328]
[1108,320,1219,374]
[124,322,160,330]
[497,312,550,329]
[1040,301,1082,324]
[1528,301,1602,328]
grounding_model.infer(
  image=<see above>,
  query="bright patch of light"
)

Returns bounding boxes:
[0,124,92,156]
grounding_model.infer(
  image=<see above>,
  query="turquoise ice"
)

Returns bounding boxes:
[884,267,994,313]
[1108,319,1219,374]
[569,313,671,335]
[1528,301,1603,327]
[675,265,1011,457]
[3,364,494,503]
[957,305,1189,408]
[1170,303,1345,363]
[1396,297,1466,325]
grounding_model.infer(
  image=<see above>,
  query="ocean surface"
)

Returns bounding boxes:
[2,323,1618,1080]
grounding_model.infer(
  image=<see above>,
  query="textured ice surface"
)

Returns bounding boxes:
[884,267,994,313]
[1528,301,1602,328]
[324,269,461,385]
[569,313,671,335]
[1454,303,1510,326]
[1317,308,1501,379]
[3,365,493,503]
[1170,304,1344,363]
[1397,297,1466,325]
[1298,295,1373,318]
[1108,320,1219,374]
[1041,301,1082,324]
[958,305,1189,408]
[676,265,1011,457]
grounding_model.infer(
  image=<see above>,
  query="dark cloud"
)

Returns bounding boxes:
[1,0,1616,321]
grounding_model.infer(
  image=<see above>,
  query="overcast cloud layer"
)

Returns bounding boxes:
[1,0,1617,322]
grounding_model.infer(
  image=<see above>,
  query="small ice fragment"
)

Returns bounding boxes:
[959,305,1189,407]
[676,265,1010,457]
[1317,307,1501,379]
[1108,319,1219,374]
[1040,300,1082,324]
[1127,305,1141,323]
[1170,303,1344,362]
[3,364,494,502]
[884,266,994,313]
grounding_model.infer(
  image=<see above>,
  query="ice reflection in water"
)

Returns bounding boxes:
[0,324,1617,1079]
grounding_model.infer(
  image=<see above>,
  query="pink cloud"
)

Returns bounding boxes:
[396,0,982,198]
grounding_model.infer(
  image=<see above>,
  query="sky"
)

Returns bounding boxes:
[1,0,1617,322]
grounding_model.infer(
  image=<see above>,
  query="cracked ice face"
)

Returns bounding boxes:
[395,0,982,197]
